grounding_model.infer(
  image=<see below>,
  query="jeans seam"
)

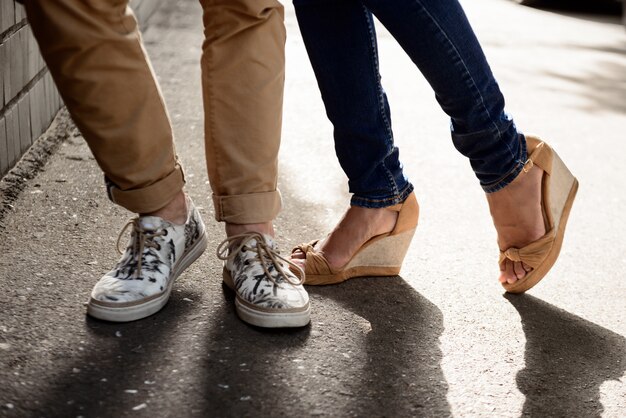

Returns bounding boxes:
[362,5,392,140]
[410,0,516,162]
[351,182,414,206]
[481,134,528,193]
[361,3,399,197]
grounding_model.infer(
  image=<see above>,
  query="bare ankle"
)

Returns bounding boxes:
[143,190,188,225]
[318,205,399,270]
[225,222,275,238]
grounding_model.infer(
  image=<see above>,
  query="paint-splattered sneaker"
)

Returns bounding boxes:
[87,197,207,322]
[217,232,310,328]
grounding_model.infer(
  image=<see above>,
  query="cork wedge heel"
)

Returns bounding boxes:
[292,193,419,285]
[500,136,578,294]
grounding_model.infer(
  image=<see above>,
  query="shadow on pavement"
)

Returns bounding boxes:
[307,277,450,416]
[193,276,450,416]
[30,290,199,417]
[505,293,626,416]
[541,45,626,115]
[520,0,626,117]
[194,284,312,416]
[265,161,450,415]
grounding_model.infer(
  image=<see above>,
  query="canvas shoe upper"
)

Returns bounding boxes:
[218,232,310,328]
[87,197,207,322]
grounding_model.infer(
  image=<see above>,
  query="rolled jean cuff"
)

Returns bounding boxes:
[350,182,415,209]
[212,190,283,224]
[481,137,528,194]
[107,164,186,214]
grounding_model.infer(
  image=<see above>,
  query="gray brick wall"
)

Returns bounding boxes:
[0,0,162,179]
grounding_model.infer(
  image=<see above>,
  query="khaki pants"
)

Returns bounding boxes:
[23,0,285,224]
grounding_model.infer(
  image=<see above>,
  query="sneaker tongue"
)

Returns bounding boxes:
[138,216,166,231]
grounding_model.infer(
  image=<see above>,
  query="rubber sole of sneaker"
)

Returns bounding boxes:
[86,232,208,322]
[222,268,311,328]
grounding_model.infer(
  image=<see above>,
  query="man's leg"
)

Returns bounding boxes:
[23,0,207,321]
[199,0,310,328]
[24,0,183,214]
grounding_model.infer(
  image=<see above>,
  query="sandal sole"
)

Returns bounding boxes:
[304,228,416,286]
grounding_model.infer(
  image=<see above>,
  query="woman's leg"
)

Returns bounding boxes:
[294,0,413,208]
[293,0,414,269]
[360,0,545,283]
[294,0,545,283]
[361,0,524,192]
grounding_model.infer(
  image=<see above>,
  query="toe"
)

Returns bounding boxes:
[498,272,507,284]
[498,264,507,283]
[291,249,305,259]
[513,261,528,280]
[498,260,513,284]
[498,258,535,285]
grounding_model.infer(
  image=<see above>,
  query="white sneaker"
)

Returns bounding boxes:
[87,197,207,322]
[218,232,310,328]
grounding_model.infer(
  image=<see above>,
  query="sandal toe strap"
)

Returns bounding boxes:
[292,239,319,256]
[304,251,334,275]
[292,240,333,275]
[499,232,555,269]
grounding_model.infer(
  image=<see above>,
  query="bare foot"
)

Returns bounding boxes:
[144,190,188,225]
[487,165,545,284]
[292,205,398,271]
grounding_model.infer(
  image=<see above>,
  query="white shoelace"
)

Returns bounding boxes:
[216,232,305,286]
[116,219,166,280]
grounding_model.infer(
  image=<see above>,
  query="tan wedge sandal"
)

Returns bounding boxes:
[292,192,419,285]
[500,136,578,294]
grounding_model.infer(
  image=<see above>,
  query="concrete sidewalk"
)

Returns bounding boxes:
[1,0,625,416]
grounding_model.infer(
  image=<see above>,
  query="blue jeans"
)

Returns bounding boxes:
[293,0,527,208]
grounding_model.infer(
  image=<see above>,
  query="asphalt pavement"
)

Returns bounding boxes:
[1,0,625,416]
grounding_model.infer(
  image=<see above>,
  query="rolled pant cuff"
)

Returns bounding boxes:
[350,183,415,209]
[212,190,282,224]
[107,165,186,214]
